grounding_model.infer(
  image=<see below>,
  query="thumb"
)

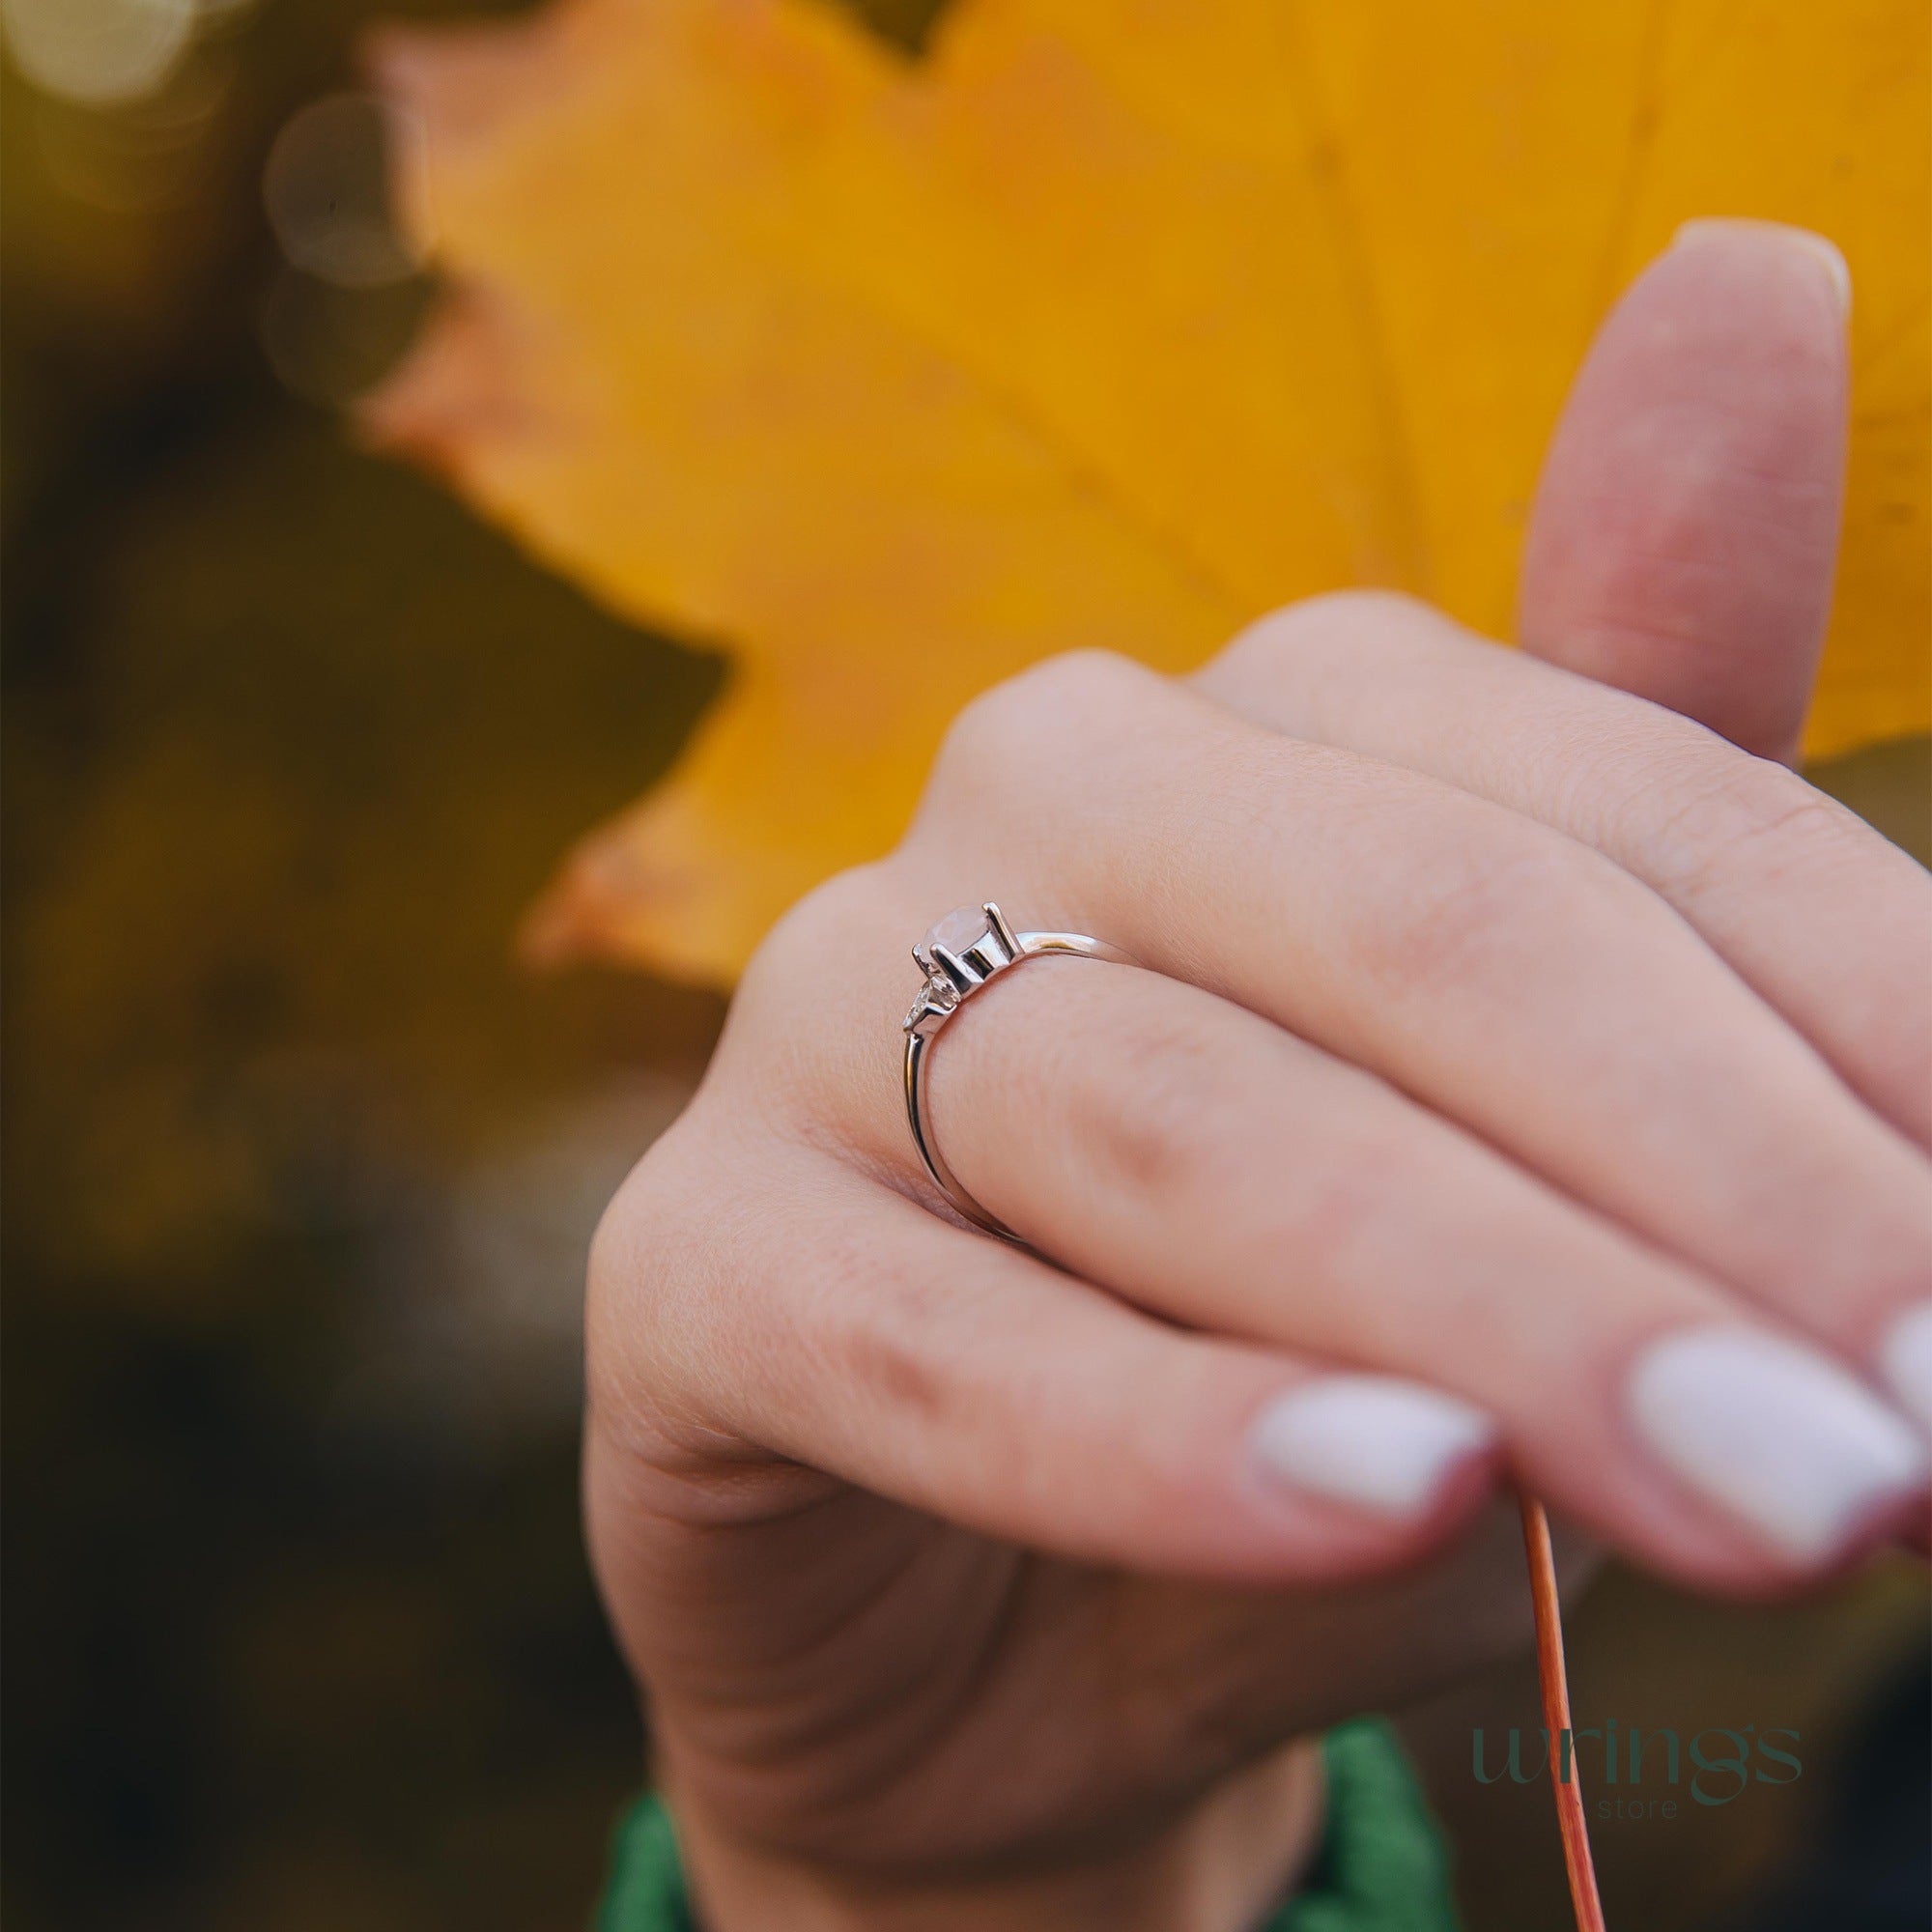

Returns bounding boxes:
[1518,219,1851,763]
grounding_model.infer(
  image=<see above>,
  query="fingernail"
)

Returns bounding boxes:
[1250,1377,1496,1520]
[1628,1327,1924,1563]
[1671,217,1851,313]
[1881,1303,1932,1437]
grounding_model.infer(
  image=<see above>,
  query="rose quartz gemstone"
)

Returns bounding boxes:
[923,906,992,957]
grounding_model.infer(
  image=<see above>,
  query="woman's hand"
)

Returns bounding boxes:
[584,224,1930,1932]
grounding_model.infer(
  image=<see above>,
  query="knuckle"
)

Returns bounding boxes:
[585,1116,738,1366]
[583,1167,679,1427]
[1073,1003,1406,1285]
[1264,1114,1421,1287]
[1206,589,1435,684]
[834,1270,956,1428]
[582,1113,773,1459]
[1643,753,1864,898]
[1292,586,1438,629]
[746,862,889,984]
[926,649,1158,800]
[585,1126,696,1356]
[1358,825,1595,1000]
[990,644,1155,720]
[1074,1005,1249,1212]
[732,865,902,1125]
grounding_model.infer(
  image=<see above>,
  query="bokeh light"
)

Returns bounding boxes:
[264,93,423,290]
[259,93,432,406]
[258,267,432,406]
[2,0,198,108]
[30,43,233,212]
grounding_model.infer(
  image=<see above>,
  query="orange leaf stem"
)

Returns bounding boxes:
[1520,1492,1606,1932]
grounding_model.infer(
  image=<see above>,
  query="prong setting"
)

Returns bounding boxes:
[930,943,977,993]
[902,907,1132,1236]
[982,901,1020,955]
[904,904,1025,1035]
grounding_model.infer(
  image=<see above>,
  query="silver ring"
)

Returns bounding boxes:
[902,902,1133,1239]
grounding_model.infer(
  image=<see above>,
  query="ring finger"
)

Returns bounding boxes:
[898,935,1924,1590]
[901,650,1932,1434]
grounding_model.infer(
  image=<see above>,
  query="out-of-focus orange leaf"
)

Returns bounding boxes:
[367,0,1931,986]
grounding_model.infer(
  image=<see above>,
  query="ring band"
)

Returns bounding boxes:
[902,902,1133,1239]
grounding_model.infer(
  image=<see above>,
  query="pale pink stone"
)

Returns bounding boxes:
[924,906,991,957]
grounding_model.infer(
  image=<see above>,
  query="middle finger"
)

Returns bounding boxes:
[909,651,1932,1411]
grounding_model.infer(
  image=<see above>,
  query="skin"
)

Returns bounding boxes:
[584,224,1931,1931]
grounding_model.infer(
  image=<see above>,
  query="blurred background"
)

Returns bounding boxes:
[6,2,726,1925]
[3,2,1926,1929]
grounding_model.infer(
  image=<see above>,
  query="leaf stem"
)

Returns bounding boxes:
[1519,1492,1606,1932]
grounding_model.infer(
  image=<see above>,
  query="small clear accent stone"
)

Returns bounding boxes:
[904,981,957,1033]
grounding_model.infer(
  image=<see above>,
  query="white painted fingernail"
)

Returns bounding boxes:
[1628,1328,1924,1563]
[1671,217,1851,313]
[1881,1303,1932,1438]
[1250,1377,1496,1520]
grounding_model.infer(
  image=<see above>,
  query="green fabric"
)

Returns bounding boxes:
[597,1793,696,1932]
[596,1719,1458,1932]
[1271,1720,1461,1932]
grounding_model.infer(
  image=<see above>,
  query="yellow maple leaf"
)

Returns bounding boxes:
[366,0,1931,987]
